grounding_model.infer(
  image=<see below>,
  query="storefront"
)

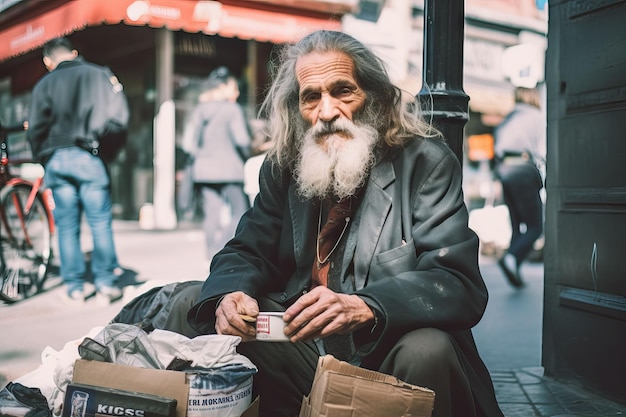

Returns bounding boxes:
[0,0,352,226]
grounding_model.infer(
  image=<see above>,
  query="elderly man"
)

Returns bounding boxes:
[187,30,503,417]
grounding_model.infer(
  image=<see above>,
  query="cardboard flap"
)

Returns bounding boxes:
[73,359,189,417]
[317,355,434,392]
[302,355,435,417]
[317,355,396,384]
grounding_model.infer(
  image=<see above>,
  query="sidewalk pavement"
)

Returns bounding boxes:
[493,367,626,417]
[479,258,626,417]
[478,253,626,417]
[2,220,625,416]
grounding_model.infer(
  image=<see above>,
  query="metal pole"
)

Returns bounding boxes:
[417,0,469,164]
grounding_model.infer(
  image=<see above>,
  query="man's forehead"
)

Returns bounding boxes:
[295,51,356,87]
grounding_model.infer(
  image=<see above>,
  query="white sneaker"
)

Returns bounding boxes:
[95,285,123,305]
[63,289,85,305]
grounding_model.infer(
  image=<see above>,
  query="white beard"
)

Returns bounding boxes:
[295,118,378,200]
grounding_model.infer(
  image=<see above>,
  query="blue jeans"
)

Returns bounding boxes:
[44,147,119,293]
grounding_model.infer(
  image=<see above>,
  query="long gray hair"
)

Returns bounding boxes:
[259,30,439,169]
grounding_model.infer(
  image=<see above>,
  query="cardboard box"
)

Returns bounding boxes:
[299,355,435,417]
[72,360,259,417]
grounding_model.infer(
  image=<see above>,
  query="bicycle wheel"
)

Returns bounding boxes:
[0,183,53,303]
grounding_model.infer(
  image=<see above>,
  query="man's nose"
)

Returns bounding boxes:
[318,95,341,122]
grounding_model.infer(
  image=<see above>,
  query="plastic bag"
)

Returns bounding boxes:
[0,382,51,417]
[78,323,256,371]
[78,323,163,369]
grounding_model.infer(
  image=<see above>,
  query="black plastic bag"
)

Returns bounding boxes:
[0,382,51,417]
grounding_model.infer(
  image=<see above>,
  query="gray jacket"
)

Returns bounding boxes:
[494,103,546,164]
[182,100,251,183]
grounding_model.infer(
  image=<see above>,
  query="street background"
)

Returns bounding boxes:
[0,219,543,384]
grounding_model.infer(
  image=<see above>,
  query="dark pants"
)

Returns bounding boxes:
[497,161,544,265]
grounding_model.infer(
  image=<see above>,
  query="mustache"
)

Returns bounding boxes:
[310,119,353,139]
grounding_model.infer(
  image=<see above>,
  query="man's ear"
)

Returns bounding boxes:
[43,56,53,71]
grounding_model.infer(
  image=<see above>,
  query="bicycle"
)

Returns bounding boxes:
[0,121,55,303]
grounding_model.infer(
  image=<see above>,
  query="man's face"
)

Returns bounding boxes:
[293,51,377,201]
[295,51,366,151]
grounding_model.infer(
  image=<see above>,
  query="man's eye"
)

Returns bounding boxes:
[302,93,320,103]
[336,87,353,96]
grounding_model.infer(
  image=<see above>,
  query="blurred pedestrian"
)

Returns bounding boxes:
[181,67,252,265]
[27,37,126,304]
[494,86,546,287]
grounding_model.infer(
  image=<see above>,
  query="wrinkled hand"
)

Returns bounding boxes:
[214,291,259,342]
[283,286,374,342]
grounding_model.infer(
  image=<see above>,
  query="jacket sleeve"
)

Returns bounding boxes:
[86,67,128,140]
[355,141,488,354]
[26,82,53,160]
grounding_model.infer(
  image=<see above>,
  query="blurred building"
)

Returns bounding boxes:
[0,0,356,227]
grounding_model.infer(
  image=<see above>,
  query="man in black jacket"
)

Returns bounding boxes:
[27,37,126,304]
[186,30,503,417]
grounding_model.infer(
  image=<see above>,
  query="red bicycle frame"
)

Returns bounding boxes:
[2,176,56,246]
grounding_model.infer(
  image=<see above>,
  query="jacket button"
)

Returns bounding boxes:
[302,290,308,295]
[330,261,334,268]
[280,292,287,301]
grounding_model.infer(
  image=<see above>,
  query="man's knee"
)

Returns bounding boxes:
[398,328,455,359]
[379,328,474,417]
[380,328,459,383]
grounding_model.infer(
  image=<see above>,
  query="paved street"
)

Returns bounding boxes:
[474,255,544,371]
[0,220,210,383]
[2,220,625,416]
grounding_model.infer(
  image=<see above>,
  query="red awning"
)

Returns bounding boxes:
[0,0,342,62]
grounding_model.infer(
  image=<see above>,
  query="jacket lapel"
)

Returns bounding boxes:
[289,182,317,266]
[351,159,395,288]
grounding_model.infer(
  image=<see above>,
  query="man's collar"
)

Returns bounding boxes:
[55,56,84,69]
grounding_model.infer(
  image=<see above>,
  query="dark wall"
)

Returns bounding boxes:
[543,0,626,403]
